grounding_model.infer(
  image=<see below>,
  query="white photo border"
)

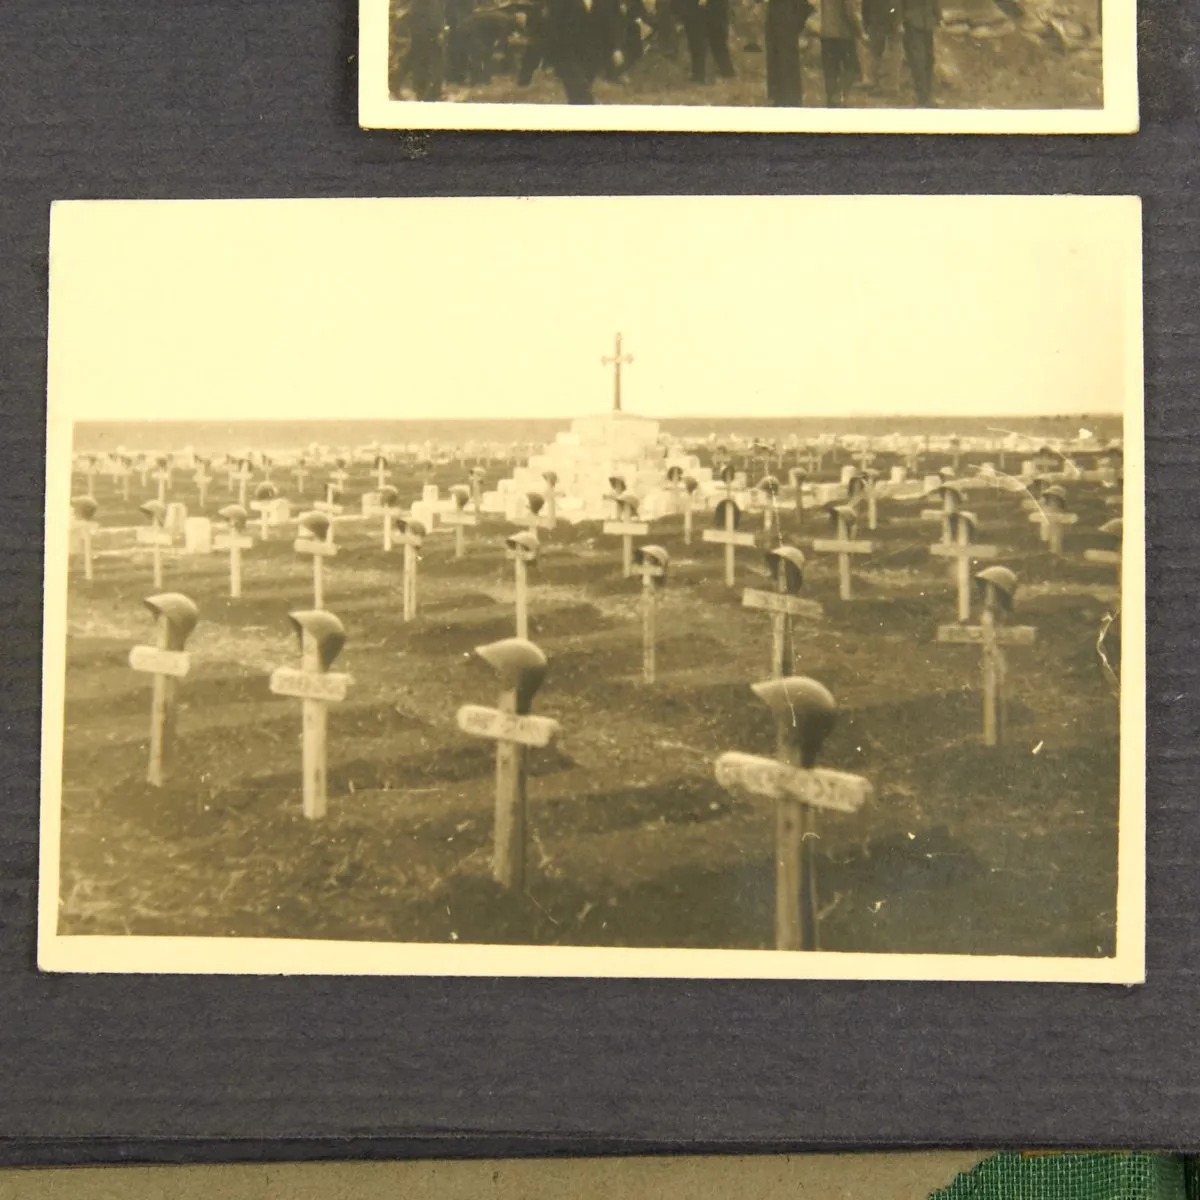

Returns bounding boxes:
[38,195,1146,981]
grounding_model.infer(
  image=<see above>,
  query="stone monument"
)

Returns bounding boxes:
[485,334,711,522]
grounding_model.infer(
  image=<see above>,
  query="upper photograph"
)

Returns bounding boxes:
[357,0,1136,131]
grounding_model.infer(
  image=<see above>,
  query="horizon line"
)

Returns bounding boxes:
[76,411,1126,424]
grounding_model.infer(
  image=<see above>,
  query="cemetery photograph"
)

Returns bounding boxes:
[39,195,1144,980]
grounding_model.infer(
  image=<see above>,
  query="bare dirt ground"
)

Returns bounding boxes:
[56,453,1122,957]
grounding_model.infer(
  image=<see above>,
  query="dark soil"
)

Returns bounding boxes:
[57,456,1123,957]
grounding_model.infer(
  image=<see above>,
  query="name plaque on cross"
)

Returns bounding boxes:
[936,624,1037,646]
[811,537,874,555]
[702,528,756,548]
[293,538,337,557]
[741,589,822,618]
[136,528,174,547]
[269,667,350,703]
[129,645,191,678]
[603,520,650,538]
[715,752,872,815]
[456,705,560,748]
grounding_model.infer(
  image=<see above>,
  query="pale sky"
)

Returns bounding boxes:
[48,196,1141,423]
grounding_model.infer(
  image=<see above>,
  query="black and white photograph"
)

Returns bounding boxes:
[357,0,1136,131]
[39,195,1144,981]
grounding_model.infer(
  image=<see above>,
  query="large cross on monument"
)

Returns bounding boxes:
[601,332,633,413]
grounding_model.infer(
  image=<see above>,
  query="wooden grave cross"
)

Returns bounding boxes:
[394,517,425,623]
[292,461,310,496]
[920,483,965,546]
[152,461,172,506]
[505,531,539,639]
[787,467,809,527]
[542,471,559,529]
[443,486,478,559]
[715,676,872,951]
[294,511,338,609]
[377,485,401,552]
[456,637,561,891]
[314,483,344,526]
[663,466,694,542]
[756,476,782,540]
[129,592,198,787]
[849,469,882,532]
[193,461,212,508]
[603,495,649,579]
[1084,518,1122,572]
[663,465,685,509]
[250,483,279,541]
[80,455,99,499]
[215,505,253,598]
[136,500,173,590]
[811,505,873,601]
[70,496,100,582]
[935,566,1036,747]
[632,545,669,684]
[742,546,823,682]
[116,459,132,502]
[514,491,548,536]
[603,474,628,522]
[929,511,999,623]
[1018,477,1050,530]
[673,472,699,545]
[1028,487,1078,556]
[469,467,487,518]
[269,610,351,820]
[702,495,756,588]
[330,465,351,496]
[232,461,253,509]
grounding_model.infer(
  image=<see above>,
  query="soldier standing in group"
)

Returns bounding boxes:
[765,0,813,105]
[898,0,939,105]
[445,0,482,85]
[676,0,736,84]
[818,0,863,106]
[617,0,651,76]
[541,0,622,102]
[405,0,448,99]
[651,0,681,58]
[515,0,551,85]
[860,0,897,90]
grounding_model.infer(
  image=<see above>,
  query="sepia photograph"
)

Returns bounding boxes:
[39,195,1144,981]
[357,0,1137,131]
